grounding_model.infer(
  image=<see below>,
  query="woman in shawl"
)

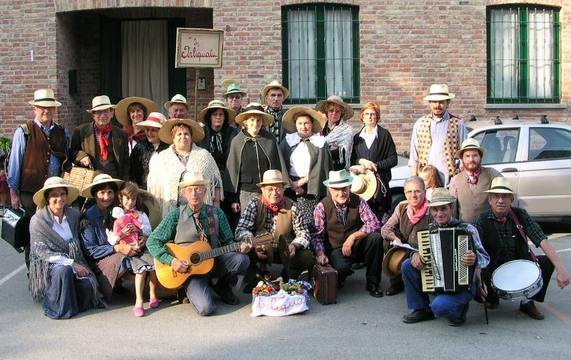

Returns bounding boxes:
[316,95,355,171]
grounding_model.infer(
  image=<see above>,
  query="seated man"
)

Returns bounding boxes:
[381,176,430,296]
[313,169,384,298]
[475,177,570,320]
[402,188,489,326]
[236,170,315,288]
[147,172,250,316]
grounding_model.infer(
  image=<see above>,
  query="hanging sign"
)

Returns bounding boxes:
[175,28,224,68]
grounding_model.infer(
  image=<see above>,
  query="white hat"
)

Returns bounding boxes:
[33,177,79,208]
[179,172,209,188]
[28,89,61,108]
[86,95,115,113]
[351,170,378,201]
[260,80,289,104]
[485,177,515,195]
[81,174,124,198]
[256,170,287,187]
[137,112,167,129]
[423,84,455,102]
[323,170,354,188]
[163,94,188,111]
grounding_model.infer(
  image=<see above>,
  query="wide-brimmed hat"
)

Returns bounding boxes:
[315,95,355,121]
[235,103,274,127]
[223,81,246,98]
[163,94,188,111]
[350,170,378,201]
[428,188,456,207]
[33,177,79,208]
[455,138,485,159]
[485,177,515,195]
[81,174,124,199]
[423,84,456,102]
[114,97,159,127]
[382,247,409,277]
[28,89,61,108]
[179,172,210,188]
[260,80,289,104]
[323,169,354,188]
[136,112,167,129]
[197,100,236,124]
[282,106,327,134]
[158,118,205,144]
[257,170,287,187]
[86,95,116,113]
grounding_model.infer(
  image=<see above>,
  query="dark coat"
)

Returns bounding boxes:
[129,139,168,189]
[198,124,237,174]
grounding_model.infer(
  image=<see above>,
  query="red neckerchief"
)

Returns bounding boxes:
[95,123,112,160]
[261,195,283,216]
[407,199,429,225]
[466,166,482,185]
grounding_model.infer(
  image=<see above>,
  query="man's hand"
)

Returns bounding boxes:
[460,250,476,267]
[288,243,297,257]
[475,268,488,299]
[556,268,571,289]
[171,258,189,273]
[10,189,21,209]
[231,203,241,213]
[411,252,425,270]
[240,241,252,254]
[72,263,90,277]
[79,156,91,167]
[316,252,329,265]
[114,243,138,257]
[342,235,355,257]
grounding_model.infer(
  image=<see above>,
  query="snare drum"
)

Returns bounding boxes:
[491,260,543,300]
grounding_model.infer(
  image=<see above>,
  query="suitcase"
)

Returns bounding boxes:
[313,264,338,305]
[1,208,30,252]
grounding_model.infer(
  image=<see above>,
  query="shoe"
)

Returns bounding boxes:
[448,303,469,327]
[337,279,345,289]
[402,309,435,324]
[366,284,384,298]
[520,301,544,320]
[385,283,404,296]
[214,282,239,305]
[149,298,160,309]
[485,299,499,310]
[133,306,145,317]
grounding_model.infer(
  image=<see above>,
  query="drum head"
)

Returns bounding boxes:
[492,260,540,292]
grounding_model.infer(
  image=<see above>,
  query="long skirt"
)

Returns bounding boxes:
[43,265,97,319]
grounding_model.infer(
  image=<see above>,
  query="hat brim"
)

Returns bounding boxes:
[163,100,189,111]
[261,85,289,103]
[224,90,246,98]
[323,178,354,188]
[197,105,236,124]
[256,180,287,188]
[81,177,124,198]
[136,120,163,129]
[179,179,209,188]
[86,104,115,113]
[282,107,327,134]
[428,199,455,207]
[382,247,408,277]
[235,110,274,127]
[33,184,80,208]
[485,188,515,195]
[423,93,455,102]
[158,118,205,144]
[115,97,159,127]
[315,99,354,120]
[29,100,62,108]
[455,146,485,159]
[351,171,378,201]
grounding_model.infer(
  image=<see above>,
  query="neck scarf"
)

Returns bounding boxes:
[407,199,429,225]
[265,106,283,139]
[261,195,283,216]
[466,166,482,185]
[96,123,112,160]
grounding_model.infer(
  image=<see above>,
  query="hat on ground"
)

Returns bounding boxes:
[428,188,456,207]
[163,94,188,111]
[179,172,210,188]
[315,95,355,121]
[455,138,485,159]
[86,95,115,113]
[81,174,124,199]
[257,170,287,187]
[158,118,205,144]
[350,170,378,201]
[136,112,167,129]
[260,80,289,104]
[485,177,515,195]
[114,97,159,127]
[282,106,327,134]
[382,247,409,278]
[33,177,79,208]
[29,89,61,108]
[223,80,247,98]
[323,169,354,188]
[197,100,236,124]
[423,84,455,102]
[235,103,274,127]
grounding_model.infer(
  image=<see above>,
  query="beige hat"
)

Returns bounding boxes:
[158,118,205,144]
[423,84,456,102]
[256,170,287,187]
[235,103,274,127]
[350,170,378,201]
[485,177,515,195]
[114,97,159,127]
[382,247,409,278]
[29,89,61,108]
[282,106,327,134]
[33,177,79,208]
[136,112,167,129]
[323,169,354,188]
[315,95,355,121]
[260,80,289,104]
[197,100,236,124]
[455,138,485,159]
[81,174,124,199]
[179,172,209,188]
[428,187,456,207]
[86,95,116,113]
[163,94,188,111]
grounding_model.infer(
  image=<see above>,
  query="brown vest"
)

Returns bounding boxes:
[394,201,429,248]
[321,194,363,249]
[254,197,294,246]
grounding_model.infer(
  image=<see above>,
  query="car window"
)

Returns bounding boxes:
[472,128,519,165]
[529,127,571,161]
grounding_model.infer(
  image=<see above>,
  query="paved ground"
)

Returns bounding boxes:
[0,228,570,360]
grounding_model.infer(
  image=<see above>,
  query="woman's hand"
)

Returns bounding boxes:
[358,159,378,172]
[114,243,138,257]
[72,263,90,277]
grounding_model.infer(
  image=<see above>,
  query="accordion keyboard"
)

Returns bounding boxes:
[417,230,434,292]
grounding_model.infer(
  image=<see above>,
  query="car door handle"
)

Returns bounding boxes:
[501,167,518,172]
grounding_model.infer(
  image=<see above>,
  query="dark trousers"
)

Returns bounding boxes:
[327,232,383,287]
[246,247,315,282]
[43,265,96,319]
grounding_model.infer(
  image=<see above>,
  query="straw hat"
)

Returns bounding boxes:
[114,97,159,127]
[423,84,455,102]
[235,103,274,127]
[28,89,61,108]
[158,118,205,144]
[485,177,515,195]
[179,172,210,188]
[382,247,409,277]
[86,95,115,113]
[33,177,79,208]
[136,112,167,129]
[323,169,354,188]
[163,94,188,111]
[455,138,485,159]
[350,170,378,201]
[257,170,287,187]
[81,174,124,198]
[282,106,327,134]
[315,95,355,121]
[223,80,246,98]
[197,100,236,124]
[260,80,289,104]
[428,188,456,207]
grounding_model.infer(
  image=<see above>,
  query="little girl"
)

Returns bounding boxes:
[107,181,159,317]
[418,165,441,202]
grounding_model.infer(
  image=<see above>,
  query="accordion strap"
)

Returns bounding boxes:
[509,209,538,263]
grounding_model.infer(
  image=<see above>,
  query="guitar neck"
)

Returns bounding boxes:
[200,242,241,261]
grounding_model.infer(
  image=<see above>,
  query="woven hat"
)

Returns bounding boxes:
[28,89,61,108]
[163,94,188,111]
[223,81,246,98]
[455,138,485,159]
[315,95,354,121]
[114,97,158,127]
[485,177,515,195]
[382,247,409,277]
[197,100,236,124]
[350,170,378,201]
[423,84,455,102]
[86,95,115,113]
[158,118,205,144]
[136,112,167,129]
[428,188,456,207]
[260,80,289,104]
[257,170,287,187]
[323,169,354,188]
[81,174,124,199]
[179,172,209,188]
[282,106,327,134]
[33,177,79,208]
[235,103,274,127]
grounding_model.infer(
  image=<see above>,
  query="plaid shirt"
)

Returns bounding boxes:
[312,198,380,254]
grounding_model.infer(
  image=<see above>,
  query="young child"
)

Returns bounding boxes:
[418,165,441,202]
[107,181,159,317]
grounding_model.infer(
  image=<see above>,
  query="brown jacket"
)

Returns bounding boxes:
[381,200,429,249]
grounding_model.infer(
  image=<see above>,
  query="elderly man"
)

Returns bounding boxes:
[409,84,467,186]
[313,170,384,297]
[449,138,501,223]
[223,82,246,121]
[475,177,570,320]
[380,176,430,296]
[147,172,250,316]
[163,94,189,119]
[70,95,129,180]
[236,170,314,289]
[401,188,489,326]
[261,80,289,143]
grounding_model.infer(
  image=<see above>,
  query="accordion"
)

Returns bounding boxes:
[417,227,474,293]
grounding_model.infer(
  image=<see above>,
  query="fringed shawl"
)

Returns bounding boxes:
[324,121,353,170]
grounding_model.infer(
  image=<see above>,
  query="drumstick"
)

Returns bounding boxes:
[484,301,489,325]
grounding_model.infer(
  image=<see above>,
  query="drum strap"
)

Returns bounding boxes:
[510,209,539,263]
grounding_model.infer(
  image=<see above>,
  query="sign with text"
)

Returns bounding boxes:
[175,28,224,68]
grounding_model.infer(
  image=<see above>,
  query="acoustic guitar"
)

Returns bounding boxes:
[154,233,273,289]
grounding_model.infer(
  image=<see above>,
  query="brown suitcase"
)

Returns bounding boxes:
[313,264,338,305]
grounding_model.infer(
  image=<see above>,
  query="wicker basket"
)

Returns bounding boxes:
[63,167,96,193]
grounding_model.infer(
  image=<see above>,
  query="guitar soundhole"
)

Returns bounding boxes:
[190,253,201,265]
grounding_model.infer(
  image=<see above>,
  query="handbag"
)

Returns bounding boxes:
[63,165,96,193]
[1,207,29,252]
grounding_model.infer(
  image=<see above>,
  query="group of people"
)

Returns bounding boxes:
[7,82,569,325]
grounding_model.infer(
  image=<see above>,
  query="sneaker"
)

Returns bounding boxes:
[402,309,435,324]
[519,301,544,320]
